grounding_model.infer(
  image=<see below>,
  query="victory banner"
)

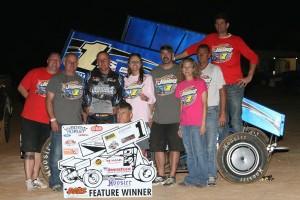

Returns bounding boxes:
[58,119,156,198]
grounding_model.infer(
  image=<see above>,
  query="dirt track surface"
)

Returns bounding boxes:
[1,85,300,200]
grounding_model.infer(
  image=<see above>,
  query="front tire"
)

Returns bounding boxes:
[217,132,269,184]
[1,97,11,143]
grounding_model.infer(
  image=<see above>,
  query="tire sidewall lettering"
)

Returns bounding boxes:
[222,134,246,151]
[41,138,51,181]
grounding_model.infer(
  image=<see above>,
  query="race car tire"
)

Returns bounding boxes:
[244,126,269,145]
[41,137,51,182]
[164,151,188,173]
[1,97,11,143]
[217,132,269,184]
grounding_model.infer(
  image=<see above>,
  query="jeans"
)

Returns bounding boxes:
[49,124,63,189]
[205,106,219,178]
[219,84,244,143]
[181,126,208,185]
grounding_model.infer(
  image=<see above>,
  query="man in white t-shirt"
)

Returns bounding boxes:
[196,44,226,186]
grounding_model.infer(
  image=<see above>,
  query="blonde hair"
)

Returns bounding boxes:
[177,57,201,82]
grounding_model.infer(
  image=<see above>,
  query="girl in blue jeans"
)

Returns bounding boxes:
[175,58,208,187]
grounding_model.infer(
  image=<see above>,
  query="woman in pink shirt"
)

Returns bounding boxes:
[124,53,156,156]
[175,57,208,187]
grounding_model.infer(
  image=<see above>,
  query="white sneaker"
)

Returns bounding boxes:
[32,178,47,189]
[25,179,34,191]
[152,176,166,185]
[162,176,176,186]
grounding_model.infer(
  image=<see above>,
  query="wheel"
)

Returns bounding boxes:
[0,97,11,143]
[3,104,11,143]
[163,150,187,173]
[133,164,156,182]
[83,169,102,188]
[178,151,188,172]
[244,126,269,145]
[217,132,269,184]
[60,168,77,184]
[164,150,188,173]
[164,151,170,172]
[40,137,51,182]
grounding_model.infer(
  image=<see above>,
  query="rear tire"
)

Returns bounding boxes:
[244,126,269,145]
[41,137,51,182]
[217,132,269,183]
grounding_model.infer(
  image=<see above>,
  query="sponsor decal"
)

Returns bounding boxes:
[65,139,76,146]
[67,187,87,195]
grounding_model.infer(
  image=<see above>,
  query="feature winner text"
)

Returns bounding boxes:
[89,188,152,197]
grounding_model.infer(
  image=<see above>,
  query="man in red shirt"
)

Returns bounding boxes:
[175,12,258,142]
[18,52,61,191]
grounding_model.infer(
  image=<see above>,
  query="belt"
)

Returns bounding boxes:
[95,114,109,117]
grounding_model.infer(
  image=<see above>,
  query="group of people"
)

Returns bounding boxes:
[173,12,258,186]
[18,12,258,191]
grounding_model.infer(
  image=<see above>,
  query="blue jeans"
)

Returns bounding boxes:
[219,84,244,143]
[181,126,208,185]
[205,106,219,178]
[49,124,63,189]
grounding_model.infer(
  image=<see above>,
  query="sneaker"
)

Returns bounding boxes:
[25,179,34,191]
[52,184,63,192]
[178,182,193,187]
[195,184,207,188]
[179,181,206,188]
[163,176,176,186]
[152,175,166,185]
[207,177,216,186]
[33,178,47,189]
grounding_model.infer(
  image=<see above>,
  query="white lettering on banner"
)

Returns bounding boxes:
[88,188,152,197]
[60,120,155,198]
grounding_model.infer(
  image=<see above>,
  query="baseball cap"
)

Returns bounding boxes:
[160,45,174,53]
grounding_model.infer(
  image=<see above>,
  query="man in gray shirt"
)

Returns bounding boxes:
[150,45,184,186]
[46,53,84,192]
